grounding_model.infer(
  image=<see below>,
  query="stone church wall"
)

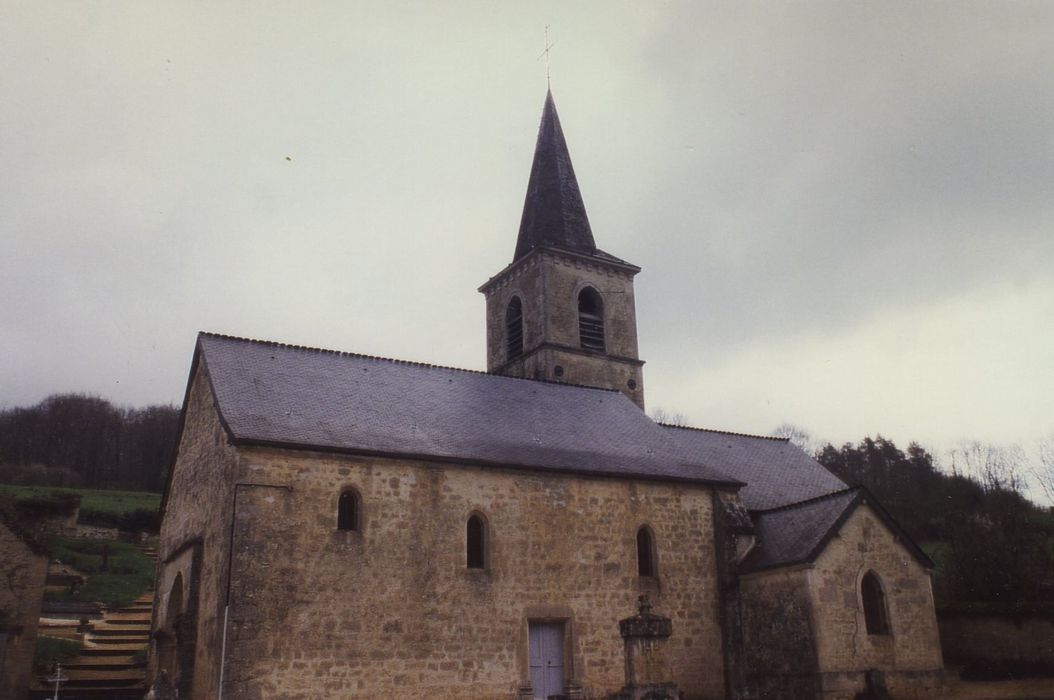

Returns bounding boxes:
[219,447,728,700]
[540,252,640,361]
[153,362,241,699]
[806,505,944,699]
[738,568,819,700]
[483,251,546,372]
[0,522,48,700]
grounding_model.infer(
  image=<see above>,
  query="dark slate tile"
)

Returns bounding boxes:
[198,333,742,487]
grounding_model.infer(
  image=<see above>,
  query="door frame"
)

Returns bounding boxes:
[520,606,576,698]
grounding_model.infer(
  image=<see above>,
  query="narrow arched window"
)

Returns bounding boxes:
[862,571,890,635]
[467,514,486,569]
[578,287,605,352]
[636,526,656,577]
[506,297,524,360]
[337,489,359,531]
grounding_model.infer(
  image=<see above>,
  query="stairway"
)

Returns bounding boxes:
[33,542,157,699]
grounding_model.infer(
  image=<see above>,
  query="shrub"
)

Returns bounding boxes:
[33,636,81,672]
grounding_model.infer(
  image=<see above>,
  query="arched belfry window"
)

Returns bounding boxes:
[506,297,524,360]
[337,489,360,531]
[467,513,487,569]
[862,571,890,635]
[578,287,605,352]
[636,526,656,577]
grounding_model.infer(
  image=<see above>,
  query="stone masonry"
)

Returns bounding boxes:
[481,247,645,409]
[0,521,48,700]
[155,363,729,699]
[153,361,241,699]
[737,504,944,700]
[805,504,944,699]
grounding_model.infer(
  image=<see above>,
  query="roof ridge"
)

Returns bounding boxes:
[197,331,625,396]
[658,423,789,442]
[753,487,861,515]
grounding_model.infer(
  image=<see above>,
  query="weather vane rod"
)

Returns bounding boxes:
[538,25,556,88]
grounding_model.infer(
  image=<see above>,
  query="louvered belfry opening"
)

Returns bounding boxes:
[506,297,524,360]
[578,287,605,352]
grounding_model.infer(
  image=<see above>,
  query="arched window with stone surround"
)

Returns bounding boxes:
[506,296,524,360]
[636,525,657,577]
[337,488,360,531]
[578,287,605,352]
[467,513,487,569]
[862,570,890,635]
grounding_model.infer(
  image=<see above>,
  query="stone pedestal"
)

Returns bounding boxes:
[614,595,680,700]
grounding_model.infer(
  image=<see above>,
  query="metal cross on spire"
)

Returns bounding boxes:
[538,25,557,87]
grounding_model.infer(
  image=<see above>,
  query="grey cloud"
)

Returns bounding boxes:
[1,1,1050,458]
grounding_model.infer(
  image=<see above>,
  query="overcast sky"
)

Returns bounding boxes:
[2,2,1052,479]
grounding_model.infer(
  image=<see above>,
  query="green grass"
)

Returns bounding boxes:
[0,484,160,515]
[44,537,154,606]
[34,636,82,672]
[0,485,160,531]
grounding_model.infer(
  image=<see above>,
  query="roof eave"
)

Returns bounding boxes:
[742,487,935,575]
[228,435,743,489]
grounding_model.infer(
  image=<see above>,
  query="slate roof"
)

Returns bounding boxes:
[195,333,742,487]
[739,489,859,573]
[514,89,598,262]
[739,488,934,574]
[660,425,847,510]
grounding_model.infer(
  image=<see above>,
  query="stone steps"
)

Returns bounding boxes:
[33,541,158,698]
[63,654,141,671]
[44,668,146,685]
[100,613,151,625]
[79,642,147,655]
[86,635,148,645]
[88,624,151,636]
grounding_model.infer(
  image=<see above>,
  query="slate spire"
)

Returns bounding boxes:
[513,89,596,261]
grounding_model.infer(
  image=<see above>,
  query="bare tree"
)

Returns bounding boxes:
[947,440,1028,494]
[771,422,815,454]
[1032,431,1054,505]
[650,407,689,427]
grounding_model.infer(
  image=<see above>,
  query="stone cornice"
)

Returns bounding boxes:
[479,246,639,295]
[492,341,645,374]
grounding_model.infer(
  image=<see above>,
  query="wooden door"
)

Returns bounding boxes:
[528,622,565,699]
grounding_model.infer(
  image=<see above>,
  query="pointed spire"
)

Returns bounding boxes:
[513,90,596,261]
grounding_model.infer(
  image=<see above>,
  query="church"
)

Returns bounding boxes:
[151,90,944,699]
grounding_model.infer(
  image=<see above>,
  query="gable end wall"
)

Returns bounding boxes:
[153,360,241,699]
[807,504,944,698]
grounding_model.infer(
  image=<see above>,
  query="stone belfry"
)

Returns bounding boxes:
[479,90,645,409]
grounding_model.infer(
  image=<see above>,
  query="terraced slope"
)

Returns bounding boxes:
[33,542,156,699]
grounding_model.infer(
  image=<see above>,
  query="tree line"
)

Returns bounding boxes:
[812,434,1054,606]
[0,394,179,492]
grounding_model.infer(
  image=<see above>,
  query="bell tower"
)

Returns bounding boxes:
[479,90,645,409]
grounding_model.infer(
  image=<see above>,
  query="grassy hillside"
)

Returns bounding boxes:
[0,484,161,533]
[45,536,155,606]
[0,485,160,514]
